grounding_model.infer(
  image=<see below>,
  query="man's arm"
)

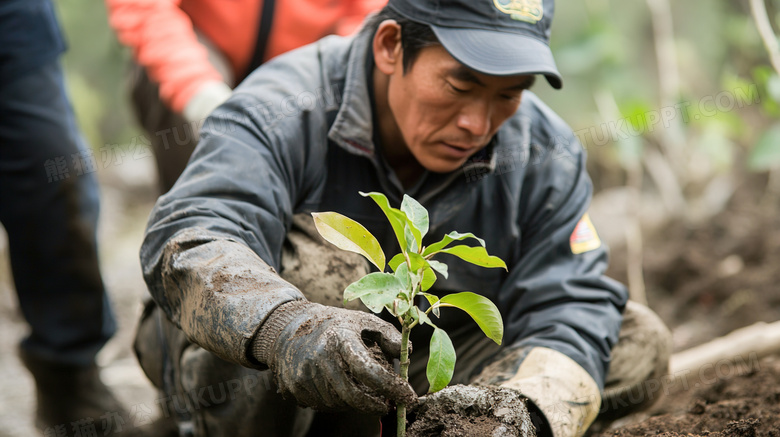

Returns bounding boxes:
[140,85,416,413]
[140,92,312,366]
[105,0,227,115]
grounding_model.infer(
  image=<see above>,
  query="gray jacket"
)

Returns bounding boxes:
[141,28,628,390]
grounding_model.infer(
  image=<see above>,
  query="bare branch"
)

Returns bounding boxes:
[750,0,780,76]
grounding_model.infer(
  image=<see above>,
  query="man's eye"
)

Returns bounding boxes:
[448,83,468,93]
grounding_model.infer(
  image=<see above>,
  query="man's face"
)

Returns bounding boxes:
[386,45,534,173]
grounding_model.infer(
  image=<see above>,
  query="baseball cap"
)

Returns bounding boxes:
[387,0,562,89]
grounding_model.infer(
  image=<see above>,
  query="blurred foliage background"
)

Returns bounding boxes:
[54,0,780,253]
[55,0,780,189]
[56,0,139,151]
[537,0,779,195]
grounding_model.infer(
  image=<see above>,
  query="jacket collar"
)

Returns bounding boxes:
[327,30,376,160]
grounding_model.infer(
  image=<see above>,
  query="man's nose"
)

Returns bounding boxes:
[456,101,491,138]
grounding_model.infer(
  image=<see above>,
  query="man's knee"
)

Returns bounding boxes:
[178,346,276,413]
[600,301,672,420]
[612,301,673,383]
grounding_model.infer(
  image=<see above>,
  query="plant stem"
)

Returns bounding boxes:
[397,320,411,437]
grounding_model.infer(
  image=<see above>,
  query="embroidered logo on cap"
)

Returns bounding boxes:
[570,213,602,255]
[493,0,544,24]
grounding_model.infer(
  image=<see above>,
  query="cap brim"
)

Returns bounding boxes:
[431,26,562,89]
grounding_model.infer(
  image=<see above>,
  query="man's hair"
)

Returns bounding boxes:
[362,6,440,74]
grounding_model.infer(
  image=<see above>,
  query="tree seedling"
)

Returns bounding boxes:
[312,191,506,437]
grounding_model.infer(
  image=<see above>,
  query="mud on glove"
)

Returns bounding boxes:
[252,300,417,415]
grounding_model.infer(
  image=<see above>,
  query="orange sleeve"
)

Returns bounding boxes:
[336,0,388,36]
[105,0,224,113]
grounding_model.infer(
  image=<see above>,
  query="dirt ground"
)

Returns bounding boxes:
[597,177,780,436]
[597,356,780,436]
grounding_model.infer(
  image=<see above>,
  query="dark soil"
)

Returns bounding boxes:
[595,357,780,436]
[599,183,780,436]
[407,385,534,437]
[367,342,396,374]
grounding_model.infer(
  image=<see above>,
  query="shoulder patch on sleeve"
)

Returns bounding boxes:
[570,213,602,255]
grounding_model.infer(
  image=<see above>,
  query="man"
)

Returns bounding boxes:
[106,0,387,192]
[139,0,672,436]
[0,0,128,434]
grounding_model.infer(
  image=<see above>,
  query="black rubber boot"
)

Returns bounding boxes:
[19,349,137,435]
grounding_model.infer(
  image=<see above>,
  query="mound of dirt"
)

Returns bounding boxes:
[407,385,534,437]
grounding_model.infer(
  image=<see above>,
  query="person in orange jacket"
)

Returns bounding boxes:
[106,0,386,192]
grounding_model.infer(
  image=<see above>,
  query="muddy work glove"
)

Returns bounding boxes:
[252,300,417,415]
[472,347,602,437]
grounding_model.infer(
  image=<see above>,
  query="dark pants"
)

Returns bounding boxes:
[0,58,115,366]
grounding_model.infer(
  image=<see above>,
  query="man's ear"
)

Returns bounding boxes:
[373,20,402,76]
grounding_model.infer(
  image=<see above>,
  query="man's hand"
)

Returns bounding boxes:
[252,300,417,415]
[182,80,232,124]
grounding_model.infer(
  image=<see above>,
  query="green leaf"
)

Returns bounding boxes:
[404,225,419,254]
[388,253,406,271]
[422,231,486,257]
[394,261,411,289]
[401,194,429,242]
[421,292,439,306]
[411,306,431,327]
[362,293,400,316]
[407,252,427,272]
[421,259,448,291]
[421,267,437,291]
[748,125,780,171]
[421,292,440,318]
[390,298,411,317]
[427,328,456,393]
[343,272,403,313]
[312,212,386,271]
[391,251,426,274]
[360,192,409,253]
[438,292,504,345]
[428,260,449,279]
[438,245,507,270]
[409,268,422,287]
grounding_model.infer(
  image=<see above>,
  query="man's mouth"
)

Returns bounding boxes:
[440,141,480,158]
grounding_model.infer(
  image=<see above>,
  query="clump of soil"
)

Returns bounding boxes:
[367,342,395,374]
[595,357,780,436]
[407,385,534,437]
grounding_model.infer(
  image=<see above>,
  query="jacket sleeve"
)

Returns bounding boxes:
[139,90,323,367]
[499,122,629,390]
[105,0,223,113]
[336,0,387,36]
